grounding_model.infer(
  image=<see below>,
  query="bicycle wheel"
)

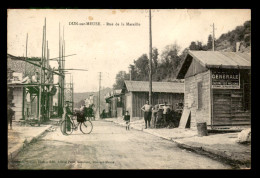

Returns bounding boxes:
[60,120,73,135]
[80,120,93,134]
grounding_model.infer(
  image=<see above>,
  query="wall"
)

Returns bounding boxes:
[111,97,118,118]
[184,70,211,127]
[117,107,123,117]
[11,87,35,120]
[11,87,23,120]
[212,69,251,126]
[125,92,132,118]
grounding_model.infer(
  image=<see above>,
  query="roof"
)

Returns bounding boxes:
[177,50,251,79]
[105,89,123,100]
[124,80,184,93]
[7,54,40,78]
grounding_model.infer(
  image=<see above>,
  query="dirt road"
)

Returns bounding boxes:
[8,120,231,169]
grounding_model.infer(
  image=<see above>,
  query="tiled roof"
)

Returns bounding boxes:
[124,80,184,93]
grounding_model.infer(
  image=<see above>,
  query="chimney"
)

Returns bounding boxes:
[236,42,241,52]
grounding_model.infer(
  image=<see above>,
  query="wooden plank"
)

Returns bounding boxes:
[232,113,251,117]
[213,111,231,114]
[179,108,191,129]
[213,106,231,110]
[230,118,251,122]
[213,113,231,118]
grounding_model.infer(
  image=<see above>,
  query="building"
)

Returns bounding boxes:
[176,50,251,129]
[122,80,184,120]
[7,55,40,120]
[7,54,56,121]
[85,94,95,107]
[105,90,123,118]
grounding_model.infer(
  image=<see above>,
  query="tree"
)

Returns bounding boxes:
[207,34,213,50]
[160,43,182,78]
[152,47,159,71]
[152,47,159,80]
[189,41,205,51]
[113,71,130,89]
[133,54,149,81]
[189,41,197,50]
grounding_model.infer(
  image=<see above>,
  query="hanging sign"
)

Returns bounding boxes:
[211,69,240,89]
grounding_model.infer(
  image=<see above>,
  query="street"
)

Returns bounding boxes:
[8,120,231,169]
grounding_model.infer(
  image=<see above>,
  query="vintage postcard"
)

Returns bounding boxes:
[7,9,251,169]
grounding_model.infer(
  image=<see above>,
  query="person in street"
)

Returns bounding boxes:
[82,104,87,116]
[62,101,73,134]
[8,104,14,130]
[163,102,170,126]
[80,104,84,111]
[152,104,159,128]
[123,111,130,130]
[141,100,152,129]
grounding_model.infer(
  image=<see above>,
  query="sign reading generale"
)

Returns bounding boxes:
[211,69,240,89]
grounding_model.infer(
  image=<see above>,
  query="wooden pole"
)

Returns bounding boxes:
[22,33,28,120]
[39,23,45,125]
[61,36,64,108]
[99,72,101,117]
[149,9,152,105]
[72,75,74,111]
[58,22,61,117]
[212,23,215,51]
[63,38,65,107]
[43,18,46,121]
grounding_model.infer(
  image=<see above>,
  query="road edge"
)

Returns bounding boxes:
[8,125,53,161]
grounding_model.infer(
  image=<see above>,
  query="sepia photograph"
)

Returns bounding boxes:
[7,9,251,169]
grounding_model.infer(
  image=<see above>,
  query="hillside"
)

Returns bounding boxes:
[215,20,251,52]
[73,87,113,111]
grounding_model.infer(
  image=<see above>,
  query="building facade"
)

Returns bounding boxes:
[177,50,251,129]
[122,80,184,120]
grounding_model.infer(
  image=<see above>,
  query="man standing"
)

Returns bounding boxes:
[62,101,73,134]
[163,102,170,127]
[141,100,152,129]
[8,104,14,130]
[123,111,130,130]
[152,104,159,128]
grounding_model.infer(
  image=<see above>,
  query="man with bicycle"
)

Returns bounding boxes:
[61,101,93,135]
[62,101,73,134]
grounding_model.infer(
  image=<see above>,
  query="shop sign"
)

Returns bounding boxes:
[211,70,240,89]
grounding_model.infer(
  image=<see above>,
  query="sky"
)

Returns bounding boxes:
[7,9,251,93]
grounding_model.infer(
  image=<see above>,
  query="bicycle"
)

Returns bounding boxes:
[60,115,93,135]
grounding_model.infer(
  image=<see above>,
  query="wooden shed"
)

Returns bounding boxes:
[177,50,251,129]
[122,80,184,120]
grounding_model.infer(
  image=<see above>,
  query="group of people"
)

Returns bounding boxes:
[123,100,177,131]
[141,100,172,129]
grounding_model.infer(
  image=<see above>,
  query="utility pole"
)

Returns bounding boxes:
[71,75,74,111]
[58,22,61,117]
[149,9,153,105]
[212,23,216,51]
[22,33,28,120]
[128,66,132,81]
[39,19,46,125]
[98,72,101,118]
